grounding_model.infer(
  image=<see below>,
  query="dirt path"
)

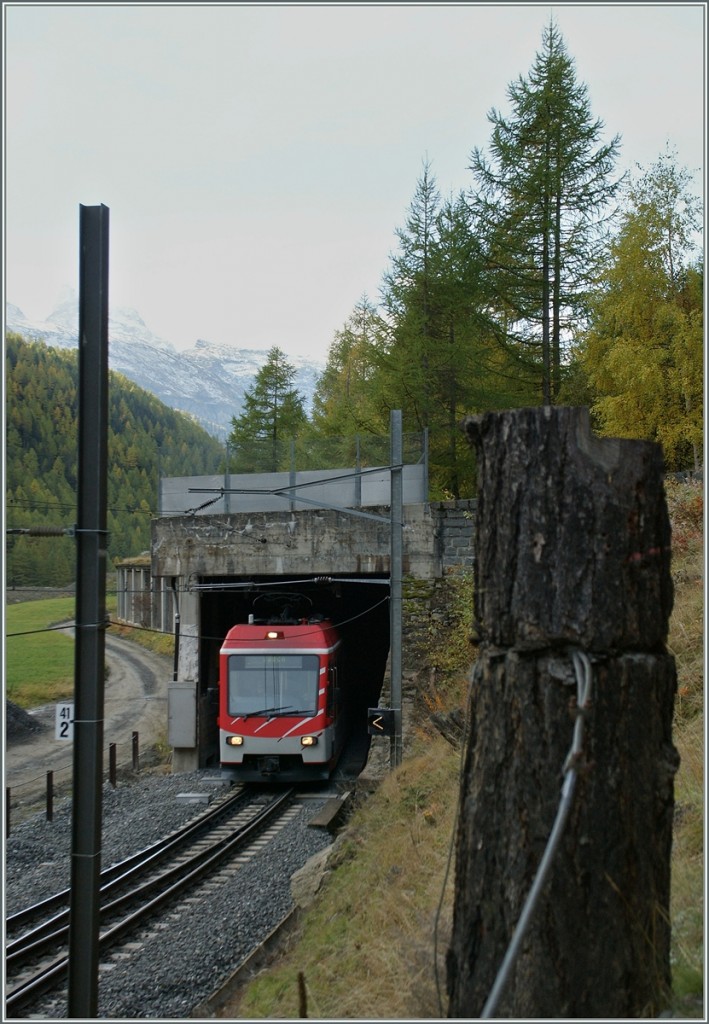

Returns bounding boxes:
[5,634,173,821]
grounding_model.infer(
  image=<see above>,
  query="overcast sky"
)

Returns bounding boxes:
[3,2,705,363]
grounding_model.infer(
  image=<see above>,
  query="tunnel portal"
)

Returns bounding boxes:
[146,500,475,773]
[196,573,390,769]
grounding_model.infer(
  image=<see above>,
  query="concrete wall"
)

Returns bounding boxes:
[152,502,449,581]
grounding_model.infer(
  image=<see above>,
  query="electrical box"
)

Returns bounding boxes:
[168,682,197,748]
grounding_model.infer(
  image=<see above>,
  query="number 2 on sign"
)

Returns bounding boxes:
[55,703,74,742]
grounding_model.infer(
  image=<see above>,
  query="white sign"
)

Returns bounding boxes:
[55,702,74,742]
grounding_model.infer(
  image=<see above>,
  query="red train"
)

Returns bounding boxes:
[218,597,349,782]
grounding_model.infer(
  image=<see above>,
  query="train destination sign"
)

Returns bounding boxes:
[367,707,395,736]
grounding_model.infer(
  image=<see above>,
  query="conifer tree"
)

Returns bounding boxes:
[228,346,307,471]
[379,161,442,432]
[309,296,384,438]
[470,20,623,402]
[378,166,516,497]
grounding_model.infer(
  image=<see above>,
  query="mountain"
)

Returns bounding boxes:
[5,293,324,439]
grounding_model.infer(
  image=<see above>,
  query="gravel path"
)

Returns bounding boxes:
[5,634,172,823]
[6,770,334,1018]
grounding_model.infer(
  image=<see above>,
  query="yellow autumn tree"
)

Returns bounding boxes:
[579,150,703,471]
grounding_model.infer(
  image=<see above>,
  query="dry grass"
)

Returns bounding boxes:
[107,617,176,659]
[671,712,704,1013]
[230,734,461,1020]
[665,481,704,1015]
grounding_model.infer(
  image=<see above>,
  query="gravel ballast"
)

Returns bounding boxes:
[6,769,334,1019]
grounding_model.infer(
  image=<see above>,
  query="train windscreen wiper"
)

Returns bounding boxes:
[243,705,295,719]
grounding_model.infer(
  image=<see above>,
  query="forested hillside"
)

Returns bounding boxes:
[6,332,224,586]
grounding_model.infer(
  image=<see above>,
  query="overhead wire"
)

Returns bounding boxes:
[5,595,391,643]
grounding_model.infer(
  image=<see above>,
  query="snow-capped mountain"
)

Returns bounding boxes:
[6,294,324,439]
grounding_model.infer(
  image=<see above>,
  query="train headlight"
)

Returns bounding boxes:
[300,735,318,747]
[226,735,244,746]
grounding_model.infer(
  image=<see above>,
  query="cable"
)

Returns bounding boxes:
[5,623,77,638]
[8,592,391,653]
[434,660,477,1016]
[480,650,593,1019]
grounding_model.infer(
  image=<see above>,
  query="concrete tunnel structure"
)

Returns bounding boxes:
[147,498,475,774]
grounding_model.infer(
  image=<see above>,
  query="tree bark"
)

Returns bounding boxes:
[447,407,678,1018]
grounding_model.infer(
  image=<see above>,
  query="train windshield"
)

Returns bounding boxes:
[227,654,320,717]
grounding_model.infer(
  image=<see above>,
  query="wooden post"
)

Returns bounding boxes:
[132,731,139,771]
[46,771,54,822]
[109,743,117,788]
[447,407,678,1019]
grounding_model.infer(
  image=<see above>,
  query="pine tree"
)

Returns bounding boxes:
[377,166,522,497]
[228,346,307,471]
[379,161,442,432]
[469,20,623,402]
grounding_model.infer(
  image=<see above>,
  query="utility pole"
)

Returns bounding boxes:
[67,204,110,1018]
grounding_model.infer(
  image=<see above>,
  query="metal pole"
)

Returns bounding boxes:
[355,435,362,508]
[156,445,162,516]
[224,441,231,514]
[68,203,109,1019]
[171,578,180,682]
[290,439,296,512]
[390,410,403,768]
[132,731,140,771]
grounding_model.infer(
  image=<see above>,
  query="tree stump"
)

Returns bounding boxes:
[446,407,678,1018]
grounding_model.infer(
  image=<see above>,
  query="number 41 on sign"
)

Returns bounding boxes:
[55,702,74,742]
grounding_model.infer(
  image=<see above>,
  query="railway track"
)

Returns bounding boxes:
[5,784,300,1017]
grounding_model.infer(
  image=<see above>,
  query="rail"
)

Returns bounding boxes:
[5,786,296,1015]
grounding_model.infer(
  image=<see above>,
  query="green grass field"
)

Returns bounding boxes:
[5,594,171,709]
[5,598,76,707]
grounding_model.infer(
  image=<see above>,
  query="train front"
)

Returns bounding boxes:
[218,617,343,782]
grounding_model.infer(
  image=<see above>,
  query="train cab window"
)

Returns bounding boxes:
[228,654,319,717]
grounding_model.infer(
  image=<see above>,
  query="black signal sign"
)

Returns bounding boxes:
[367,707,395,736]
